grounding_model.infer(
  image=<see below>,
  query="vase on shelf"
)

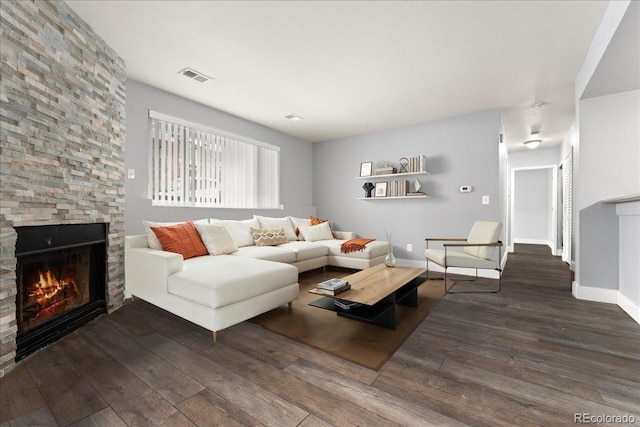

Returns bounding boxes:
[362,182,375,198]
[384,228,396,267]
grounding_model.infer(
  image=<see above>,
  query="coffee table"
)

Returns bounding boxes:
[308,264,426,329]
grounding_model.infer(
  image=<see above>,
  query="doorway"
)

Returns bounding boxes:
[510,166,558,255]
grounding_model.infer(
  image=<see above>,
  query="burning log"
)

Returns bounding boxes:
[22,270,81,325]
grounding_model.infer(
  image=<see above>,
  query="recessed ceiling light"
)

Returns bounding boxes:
[178,68,213,83]
[285,114,303,121]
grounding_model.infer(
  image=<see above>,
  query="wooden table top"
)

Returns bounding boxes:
[309,264,426,306]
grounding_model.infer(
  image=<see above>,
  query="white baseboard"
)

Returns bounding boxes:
[618,292,640,325]
[572,281,640,325]
[572,281,618,303]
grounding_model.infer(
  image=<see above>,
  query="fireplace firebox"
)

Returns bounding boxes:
[15,223,107,360]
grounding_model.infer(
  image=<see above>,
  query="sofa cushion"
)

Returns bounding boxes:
[214,218,259,247]
[195,222,238,255]
[322,239,389,259]
[298,222,334,242]
[250,227,288,246]
[168,255,298,309]
[254,216,298,241]
[277,241,329,262]
[464,221,502,260]
[232,245,297,263]
[143,219,209,250]
[151,222,209,259]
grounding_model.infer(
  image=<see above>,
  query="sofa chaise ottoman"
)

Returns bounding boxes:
[125,234,299,341]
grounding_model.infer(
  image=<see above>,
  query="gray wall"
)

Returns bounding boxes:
[312,109,503,263]
[577,89,640,295]
[579,203,619,290]
[125,80,315,235]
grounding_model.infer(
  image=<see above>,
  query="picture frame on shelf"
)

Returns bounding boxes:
[360,161,373,177]
[375,182,388,197]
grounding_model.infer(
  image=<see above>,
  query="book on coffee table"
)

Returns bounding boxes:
[317,278,348,290]
[314,283,351,296]
[311,278,350,295]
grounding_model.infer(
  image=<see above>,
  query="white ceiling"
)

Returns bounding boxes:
[66,1,609,152]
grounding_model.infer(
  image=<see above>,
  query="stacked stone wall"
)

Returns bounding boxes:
[0,0,126,375]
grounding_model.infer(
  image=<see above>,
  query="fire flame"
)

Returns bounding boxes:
[28,270,80,306]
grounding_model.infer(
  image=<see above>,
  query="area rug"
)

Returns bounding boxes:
[251,276,447,371]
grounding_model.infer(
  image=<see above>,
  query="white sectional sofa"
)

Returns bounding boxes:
[124,215,388,341]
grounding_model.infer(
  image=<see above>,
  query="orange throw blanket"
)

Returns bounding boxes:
[340,238,375,254]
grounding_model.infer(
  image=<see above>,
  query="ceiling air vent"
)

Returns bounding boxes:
[179,68,212,83]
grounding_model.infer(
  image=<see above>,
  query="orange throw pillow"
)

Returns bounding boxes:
[310,215,328,225]
[151,221,208,259]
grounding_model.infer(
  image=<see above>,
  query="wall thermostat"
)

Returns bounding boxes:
[459,186,473,193]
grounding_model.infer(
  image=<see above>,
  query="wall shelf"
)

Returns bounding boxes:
[356,195,431,200]
[355,171,430,180]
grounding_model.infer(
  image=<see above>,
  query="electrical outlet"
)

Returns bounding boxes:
[406,244,413,252]
[127,169,135,179]
[482,195,490,205]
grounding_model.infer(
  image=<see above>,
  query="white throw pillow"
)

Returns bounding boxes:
[298,222,334,242]
[254,216,298,241]
[215,218,259,247]
[289,216,312,240]
[195,222,238,255]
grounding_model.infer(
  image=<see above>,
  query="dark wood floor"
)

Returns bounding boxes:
[2,244,639,426]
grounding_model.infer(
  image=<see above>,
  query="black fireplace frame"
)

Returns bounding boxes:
[15,223,108,361]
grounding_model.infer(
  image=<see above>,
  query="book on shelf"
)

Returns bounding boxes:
[408,155,427,173]
[388,179,409,197]
[406,192,424,196]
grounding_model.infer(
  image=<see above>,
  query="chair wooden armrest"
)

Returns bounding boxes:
[443,241,503,247]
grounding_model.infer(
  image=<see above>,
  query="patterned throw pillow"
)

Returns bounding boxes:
[254,216,297,241]
[250,227,288,246]
[150,221,209,259]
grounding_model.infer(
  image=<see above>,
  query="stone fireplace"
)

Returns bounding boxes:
[15,224,108,360]
[0,1,126,374]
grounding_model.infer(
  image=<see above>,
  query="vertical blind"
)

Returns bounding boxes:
[148,111,280,208]
[561,149,573,265]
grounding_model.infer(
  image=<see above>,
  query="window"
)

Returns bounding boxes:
[148,111,280,208]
